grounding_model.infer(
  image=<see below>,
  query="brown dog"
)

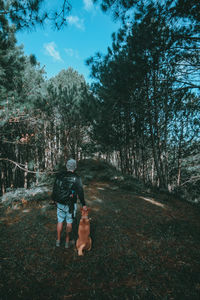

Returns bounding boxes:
[76,207,92,256]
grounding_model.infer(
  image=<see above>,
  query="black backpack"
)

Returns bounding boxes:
[52,173,76,205]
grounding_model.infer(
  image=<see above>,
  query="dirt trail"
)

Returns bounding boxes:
[0,181,200,300]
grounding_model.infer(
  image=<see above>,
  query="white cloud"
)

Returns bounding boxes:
[65,48,79,59]
[83,0,93,11]
[44,42,63,61]
[66,16,85,30]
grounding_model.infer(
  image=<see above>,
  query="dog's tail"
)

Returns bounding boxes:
[78,244,85,256]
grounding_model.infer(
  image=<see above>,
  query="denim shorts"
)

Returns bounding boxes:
[57,203,77,223]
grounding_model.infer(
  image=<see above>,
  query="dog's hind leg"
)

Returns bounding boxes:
[88,237,92,251]
[78,244,85,256]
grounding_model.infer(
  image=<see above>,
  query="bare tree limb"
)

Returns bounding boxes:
[0,158,57,174]
[181,176,200,186]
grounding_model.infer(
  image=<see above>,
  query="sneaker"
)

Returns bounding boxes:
[65,242,69,249]
[70,240,75,246]
[56,240,60,247]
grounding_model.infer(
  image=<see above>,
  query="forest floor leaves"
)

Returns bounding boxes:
[0,181,200,300]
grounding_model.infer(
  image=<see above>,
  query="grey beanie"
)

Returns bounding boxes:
[66,159,77,171]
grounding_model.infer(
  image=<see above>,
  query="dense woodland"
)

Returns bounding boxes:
[0,0,200,203]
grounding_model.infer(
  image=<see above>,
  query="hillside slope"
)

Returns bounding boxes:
[0,178,200,299]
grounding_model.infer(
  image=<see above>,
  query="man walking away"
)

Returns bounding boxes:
[52,159,87,248]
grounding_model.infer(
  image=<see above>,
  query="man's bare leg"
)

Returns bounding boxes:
[65,223,72,248]
[56,222,63,246]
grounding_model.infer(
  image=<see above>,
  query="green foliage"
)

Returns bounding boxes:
[0,186,51,207]
[47,68,88,123]
[35,172,55,187]
[0,18,93,194]
[170,0,200,23]
[77,159,121,184]
[0,26,25,97]
[118,175,145,193]
[45,68,92,158]
[87,0,200,201]
[77,159,145,194]
[0,0,72,30]
[96,0,200,29]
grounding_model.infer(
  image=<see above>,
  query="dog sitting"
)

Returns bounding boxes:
[76,207,92,256]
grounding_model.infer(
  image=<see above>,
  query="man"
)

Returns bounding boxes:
[52,159,87,248]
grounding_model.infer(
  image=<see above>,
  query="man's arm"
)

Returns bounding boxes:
[75,176,86,207]
[52,178,58,202]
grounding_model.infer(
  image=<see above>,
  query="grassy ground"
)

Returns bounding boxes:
[0,180,200,300]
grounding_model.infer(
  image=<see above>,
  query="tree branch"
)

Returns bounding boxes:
[0,158,57,174]
[181,176,200,186]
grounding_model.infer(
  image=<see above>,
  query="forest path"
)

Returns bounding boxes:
[0,181,200,300]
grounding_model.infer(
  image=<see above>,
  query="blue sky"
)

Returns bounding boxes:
[16,0,120,84]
